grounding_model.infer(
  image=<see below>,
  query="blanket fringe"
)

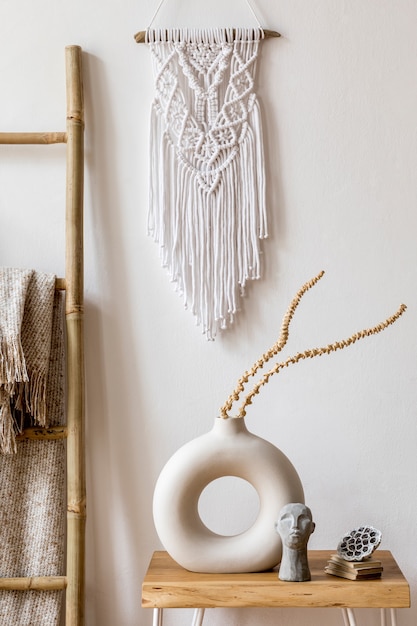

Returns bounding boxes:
[0,337,28,386]
[13,373,48,428]
[0,395,18,455]
[0,269,56,453]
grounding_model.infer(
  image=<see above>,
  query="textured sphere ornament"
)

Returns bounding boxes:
[337,526,382,561]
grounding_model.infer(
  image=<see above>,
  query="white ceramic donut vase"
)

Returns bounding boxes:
[153,417,304,573]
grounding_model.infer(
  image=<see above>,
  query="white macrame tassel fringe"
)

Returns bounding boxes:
[149,106,266,339]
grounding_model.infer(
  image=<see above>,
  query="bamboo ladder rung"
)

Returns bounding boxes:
[16,426,68,441]
[0,577,67,591]
[0,132,67,145]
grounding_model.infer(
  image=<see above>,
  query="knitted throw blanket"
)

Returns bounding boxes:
[0,269,66,625]
[0,268,56,453]
[147,28,267,339]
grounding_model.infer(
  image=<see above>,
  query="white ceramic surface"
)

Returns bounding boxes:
[153,417,305,573]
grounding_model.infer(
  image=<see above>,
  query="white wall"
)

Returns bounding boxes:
[1,1,416,625]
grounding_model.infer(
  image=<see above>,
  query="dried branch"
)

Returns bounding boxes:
[219,270,325,418]
[220,272,406,419]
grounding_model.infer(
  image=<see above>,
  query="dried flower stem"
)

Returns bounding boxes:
[219,271,325,418]
[220,272,407,419]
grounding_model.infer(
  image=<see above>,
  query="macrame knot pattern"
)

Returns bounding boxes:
[147,28,267,339]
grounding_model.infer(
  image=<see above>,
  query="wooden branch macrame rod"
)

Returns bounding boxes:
[64,44,86,626]
[0,132,67,144]
[0,576,67,591]
[134,28,280,43]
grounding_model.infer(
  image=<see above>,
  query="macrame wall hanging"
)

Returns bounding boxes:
[135,2,280,339]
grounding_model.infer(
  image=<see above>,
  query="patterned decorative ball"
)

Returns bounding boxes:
[337,526,382,561]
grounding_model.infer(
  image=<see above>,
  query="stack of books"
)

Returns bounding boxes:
[325,553,383,580]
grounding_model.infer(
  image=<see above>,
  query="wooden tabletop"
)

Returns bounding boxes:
[142,550,410,609]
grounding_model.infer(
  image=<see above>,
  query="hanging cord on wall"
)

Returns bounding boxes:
[244,0,263,30]
[148,0,263,29]
[148,0,168,29]
[220,271,407,419]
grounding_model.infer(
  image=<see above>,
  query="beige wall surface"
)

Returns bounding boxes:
[0,1,416,624]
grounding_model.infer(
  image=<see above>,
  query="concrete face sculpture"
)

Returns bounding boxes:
[276,503,315,582]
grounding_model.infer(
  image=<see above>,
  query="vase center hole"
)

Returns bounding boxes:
[198,476,260,537]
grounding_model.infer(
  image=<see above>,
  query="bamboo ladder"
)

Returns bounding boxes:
[0,46,86,625]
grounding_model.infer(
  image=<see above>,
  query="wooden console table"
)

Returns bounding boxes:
[142,550,410,626]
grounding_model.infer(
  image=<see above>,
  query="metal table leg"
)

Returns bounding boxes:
[156,606,397,625]
[192,608,206,625]
[341,608,350,626]
[153,608,163,626]
[152,607,205,626]
[380,608,398,626]
[341,608,357,626]
[342,607,398,626]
